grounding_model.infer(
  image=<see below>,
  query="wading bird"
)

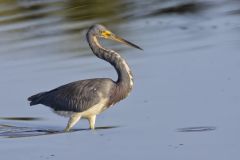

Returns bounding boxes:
[28,24,142,132]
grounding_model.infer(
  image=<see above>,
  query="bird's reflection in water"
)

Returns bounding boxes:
[0,117,119,138]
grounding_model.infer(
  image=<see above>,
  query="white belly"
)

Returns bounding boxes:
[54,98,108,119]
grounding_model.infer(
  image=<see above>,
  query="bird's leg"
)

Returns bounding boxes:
[88,115,96,130]
[64,113,81,132]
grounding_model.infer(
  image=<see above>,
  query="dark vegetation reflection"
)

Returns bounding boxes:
[0,0,212,57]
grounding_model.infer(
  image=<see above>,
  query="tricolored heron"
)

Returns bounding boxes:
[28,24,142,132]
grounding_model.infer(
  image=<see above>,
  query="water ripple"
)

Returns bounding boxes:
[177,126,217,132]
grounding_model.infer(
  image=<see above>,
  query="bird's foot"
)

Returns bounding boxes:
[64,127,71,132]
[89,126,95,130]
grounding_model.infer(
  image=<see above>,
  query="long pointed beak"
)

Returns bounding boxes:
[111,34,143,50]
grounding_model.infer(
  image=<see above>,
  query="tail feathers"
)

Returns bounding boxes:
[28,92,46,106]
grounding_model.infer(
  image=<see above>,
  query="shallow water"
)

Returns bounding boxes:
[0,0,240,159]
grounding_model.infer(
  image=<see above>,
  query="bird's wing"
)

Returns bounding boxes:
[38,79,110,112]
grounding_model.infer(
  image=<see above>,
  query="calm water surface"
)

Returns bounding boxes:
[0,0,240,159]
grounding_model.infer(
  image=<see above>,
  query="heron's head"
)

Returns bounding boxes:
[92,24,143,50]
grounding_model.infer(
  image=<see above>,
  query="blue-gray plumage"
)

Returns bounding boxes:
[28,24,142,132]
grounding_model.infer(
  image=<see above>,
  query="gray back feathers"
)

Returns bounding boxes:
[28,78,115,112]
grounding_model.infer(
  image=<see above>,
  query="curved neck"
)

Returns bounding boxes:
[86,31,133,91]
